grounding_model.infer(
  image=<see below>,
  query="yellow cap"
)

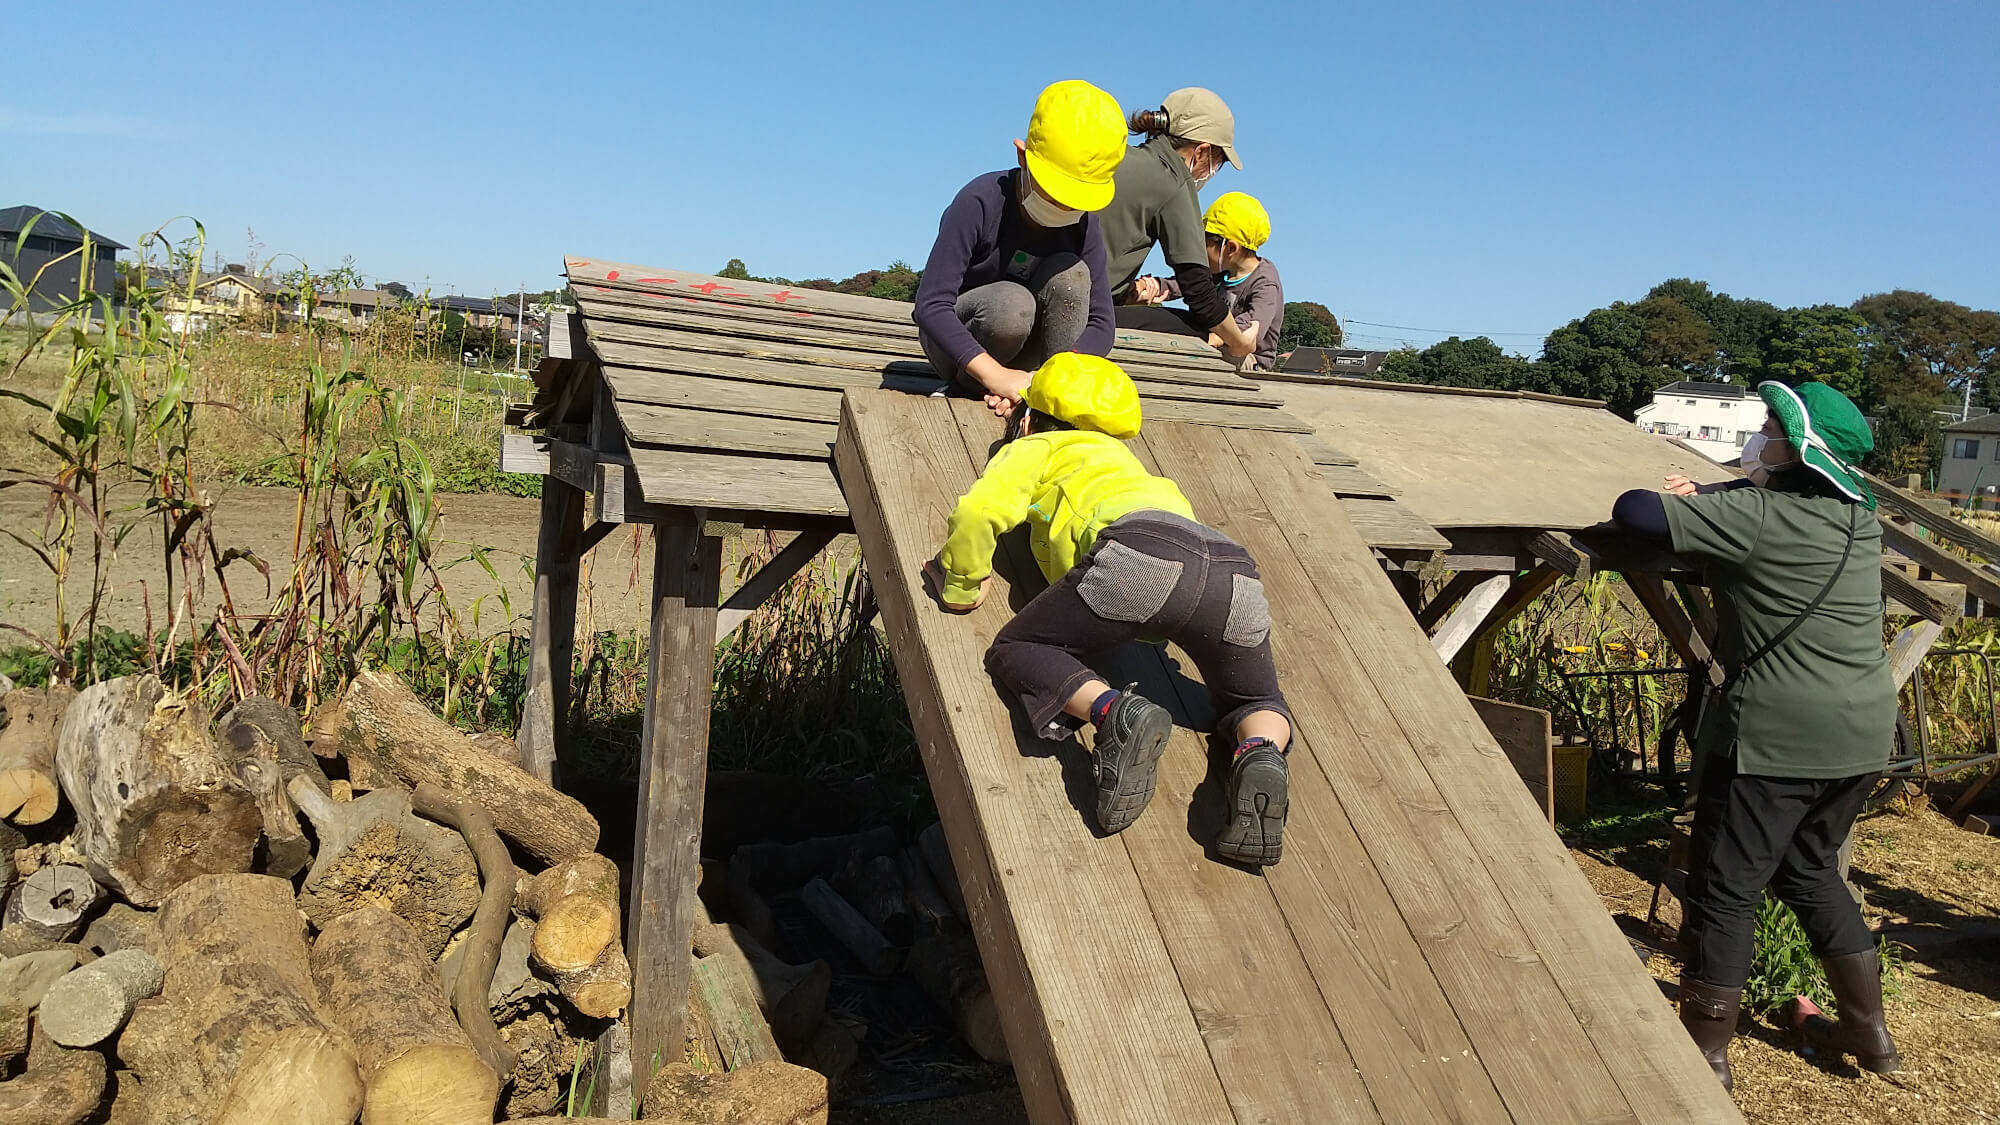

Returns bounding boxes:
[1024,80,1127,212]
[1203,192,1270,250]
[1025,353,1143,439]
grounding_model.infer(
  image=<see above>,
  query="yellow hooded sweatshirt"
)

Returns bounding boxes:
[938,428,1193,607]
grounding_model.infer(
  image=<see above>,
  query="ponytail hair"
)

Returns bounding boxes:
[1129,107,1170,137]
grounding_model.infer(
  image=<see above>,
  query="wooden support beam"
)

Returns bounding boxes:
[1430,574,1512,663]
[1628,573,1726,690]
[714,528,840,644]
[1458,568,1564,695]
[1880,565,1961,626]
[1866,471,2000,562]
[1527,531,1590,582]
[1418,570,1501,632]
[1878,520,2000,610]
[1384,569,1423,615]
[520,477,586,784]
[1887,621,1945,691]
[628,512,724,1075]
[1468,696,1556,825]
[1673,581,1719,646]
[578,519,621,558]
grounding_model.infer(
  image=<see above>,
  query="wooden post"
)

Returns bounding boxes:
[520,476,587,784]
[627,512,723,1078]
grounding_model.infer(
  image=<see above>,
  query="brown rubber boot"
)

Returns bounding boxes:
[1801,950,1900,1073]
[1679,978,1740,1091]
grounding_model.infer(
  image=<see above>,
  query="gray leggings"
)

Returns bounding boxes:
[918,253,1091,391]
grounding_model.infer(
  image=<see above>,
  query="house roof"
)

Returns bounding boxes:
[1945,413,2000,435]
[194,271,278,295]
[1653,379,1750,400]
[322,288,386,308]
[0,205,128,250]
[1278,347,1387,377]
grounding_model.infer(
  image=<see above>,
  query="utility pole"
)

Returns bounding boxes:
[514,281,525,372]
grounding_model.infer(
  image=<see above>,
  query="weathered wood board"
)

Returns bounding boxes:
[835,389,1742,1125]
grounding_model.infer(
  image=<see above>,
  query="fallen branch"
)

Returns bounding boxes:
[411,781,518,1078]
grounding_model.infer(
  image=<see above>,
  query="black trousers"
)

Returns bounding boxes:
[1681,751,1878,989]
[985,511,1291,742]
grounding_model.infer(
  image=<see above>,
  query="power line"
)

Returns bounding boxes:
[1342,318,1546,338]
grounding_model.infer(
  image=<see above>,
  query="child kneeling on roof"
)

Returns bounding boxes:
[919,352,1294,865]
[1127,191,1283,372]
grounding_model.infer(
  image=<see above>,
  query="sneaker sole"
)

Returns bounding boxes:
[1217,757,1288,866]
[1095,705,1173,834]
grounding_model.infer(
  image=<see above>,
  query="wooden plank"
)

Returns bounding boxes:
[1219,434,1741,1123]
[1866,472,2000,562]
[567,258,1221,350]
[619,401,837,460]
[585,312,1256,394]
[1140,398,1311,434]
[1887,620,1945,690]
[835,390,1235,1124]
[602,363,854,420]
[1315,464,1400,499]
[520,477,586,783]
[1528,530,1590,582]
[1417,570,1494,632]
[715,528,839,644]
[627,513,724,1078]
[1468,696,1556,825]
[1252,370,1607,408]
[953,399,1381,1124]
[596,338,1274,411]
[1879,565,1959,626]
[548,309,584,359]
[1339,498,1452,553]
[1431,574,1513,662]
[499,431,549,474]
[579,287,1254,381]
[627,447,848,517]
[1291,432,1362,467]
[1145,422,1644,1123]
[1114,425,1501,1123]
[1879,520,2000,609]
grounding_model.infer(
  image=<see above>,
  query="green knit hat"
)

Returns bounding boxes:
[1755,380,1875,510]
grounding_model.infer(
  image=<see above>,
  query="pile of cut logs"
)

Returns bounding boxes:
[693,820,1008,1081]
[0,667,874,1125]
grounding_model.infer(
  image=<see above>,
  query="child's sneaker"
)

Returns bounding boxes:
[1092,687,1172,833]
[1216,741,1288,866]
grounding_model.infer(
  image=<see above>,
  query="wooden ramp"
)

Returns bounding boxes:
[834,389,1743,1125]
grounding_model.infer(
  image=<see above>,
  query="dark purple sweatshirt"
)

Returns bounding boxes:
[912,169,1116,370]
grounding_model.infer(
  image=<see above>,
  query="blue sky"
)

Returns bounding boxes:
[4,2,1992,353]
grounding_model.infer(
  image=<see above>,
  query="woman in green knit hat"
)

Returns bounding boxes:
[1612,379,1899,1090]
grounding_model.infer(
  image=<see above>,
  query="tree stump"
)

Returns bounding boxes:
[215,696,325,879]
[53,677,261,906]
[3,866,102,943]
[514,853,632,1018]
[310,906,498,1125]
[289,777,479,957]
[322,669,598,865]
[118,873,363,1125]
[40,949,163,1047]
[0,685,73,826]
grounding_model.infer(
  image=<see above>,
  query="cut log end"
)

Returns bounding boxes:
[532,897,619,973]
[358,1043,498,1125]
[0,772,59,826]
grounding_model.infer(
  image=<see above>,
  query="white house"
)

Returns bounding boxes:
[1937,414,2000,498]
[1633,380,1765,462]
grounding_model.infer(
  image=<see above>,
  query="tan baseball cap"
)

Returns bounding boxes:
[1161,87,1242,169]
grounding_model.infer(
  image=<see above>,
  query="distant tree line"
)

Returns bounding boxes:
[1368,281,1995,475]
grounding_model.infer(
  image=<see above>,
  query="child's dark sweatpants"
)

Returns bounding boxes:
[985,510,1291,740]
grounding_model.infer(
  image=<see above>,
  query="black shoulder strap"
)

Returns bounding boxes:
[1731,501,1859,682]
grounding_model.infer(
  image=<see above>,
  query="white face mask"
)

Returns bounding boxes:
[1191,149,1217,189]
[1019,176,1082,227]
[1740,432,1797,487]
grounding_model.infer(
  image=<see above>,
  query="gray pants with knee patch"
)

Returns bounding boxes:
[919,252,1091,391]
[985,510,1292,741]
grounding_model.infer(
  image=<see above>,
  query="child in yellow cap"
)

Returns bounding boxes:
[1129,192,1283,371]
[914,81,1127,416]
[920,353,1294,865]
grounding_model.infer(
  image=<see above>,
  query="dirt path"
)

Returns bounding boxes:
[0,485,663,641]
